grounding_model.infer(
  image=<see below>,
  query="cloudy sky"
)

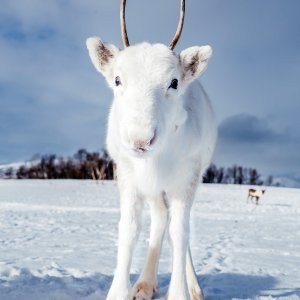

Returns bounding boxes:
[1,0,300,183]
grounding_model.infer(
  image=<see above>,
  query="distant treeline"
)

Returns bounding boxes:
[7,149,115,180]
[203,165,275,186]
[2,148,276,186]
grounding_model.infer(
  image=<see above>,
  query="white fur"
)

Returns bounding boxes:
[86,37,217,300]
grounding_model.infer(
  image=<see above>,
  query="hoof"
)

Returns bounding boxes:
[131,281,156,300]
[189,285,204,300]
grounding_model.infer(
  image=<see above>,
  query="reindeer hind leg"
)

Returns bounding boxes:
[186,246,204,300]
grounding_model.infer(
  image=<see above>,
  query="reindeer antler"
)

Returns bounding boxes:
[120,0,185,50]
[169,0,185,50]
[120,0,130,47]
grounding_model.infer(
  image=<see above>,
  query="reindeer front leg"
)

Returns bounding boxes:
[166,172,200,300]
[132,194,168,300]
[167,197,192,300]
[107,185,144,300]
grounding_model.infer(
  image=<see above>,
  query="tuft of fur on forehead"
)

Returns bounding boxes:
[115,43,179,81]
[118,43,177,64]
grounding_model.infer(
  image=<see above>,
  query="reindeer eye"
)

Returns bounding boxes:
[169,78,178,90]
[115,76,121,86]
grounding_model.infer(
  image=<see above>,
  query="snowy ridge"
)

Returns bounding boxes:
[0,180,300,299]
[0,161,39,179]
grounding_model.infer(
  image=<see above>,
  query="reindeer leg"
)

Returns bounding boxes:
[167,198,191,300]
[107,182,144,300]
[186,246,204,300]
[132,195,168,300]
[166,173,200,300]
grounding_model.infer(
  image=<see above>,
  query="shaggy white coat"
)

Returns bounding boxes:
[87,38,217,300]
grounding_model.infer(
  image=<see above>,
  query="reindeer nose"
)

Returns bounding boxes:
[133,140,147,152]
[132,131,156,153]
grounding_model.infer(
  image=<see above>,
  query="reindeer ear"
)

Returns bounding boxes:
[86,37,119,81]
[180,45,212,84]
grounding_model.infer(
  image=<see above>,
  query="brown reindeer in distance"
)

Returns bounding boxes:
[247,188,266,205]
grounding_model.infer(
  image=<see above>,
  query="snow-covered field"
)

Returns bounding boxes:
[0,180,299,300]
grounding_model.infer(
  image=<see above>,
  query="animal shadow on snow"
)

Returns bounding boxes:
[0,267,113,300]
[197,272,300,300]
[152,273,299,299]
[1,269,299,300]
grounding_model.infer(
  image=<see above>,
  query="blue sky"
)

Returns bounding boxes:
[0,0,300,183]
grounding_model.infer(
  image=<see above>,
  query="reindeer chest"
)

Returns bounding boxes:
[131,152,193,197]
[132,157,168,196]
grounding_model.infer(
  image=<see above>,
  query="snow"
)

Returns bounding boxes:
[0,162,25,171]
[0,180,299,300]
[272,177,300,189]
[0,161,38,179]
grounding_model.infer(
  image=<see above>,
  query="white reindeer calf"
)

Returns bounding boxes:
[247,188,266,205]
[86,1,217,299]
